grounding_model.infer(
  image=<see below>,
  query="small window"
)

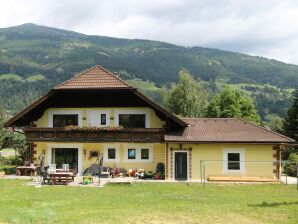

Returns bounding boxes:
[141,149,149,160]
[108,148,115,159]
[228,153,240,170]
[53,114,78,127]
[101,114,107,125]
[128,149,136,159]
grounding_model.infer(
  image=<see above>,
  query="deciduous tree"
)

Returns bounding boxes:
[163,70,208,117]
[206,87,261,124]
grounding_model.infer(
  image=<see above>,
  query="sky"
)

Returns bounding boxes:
[1,0,298,64]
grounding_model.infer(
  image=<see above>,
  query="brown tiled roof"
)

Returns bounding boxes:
[165,118,294,143]
[54,65,131,89]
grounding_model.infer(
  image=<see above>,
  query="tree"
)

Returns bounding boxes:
[283,87,298,159]
[163,70,208,117]
[0,107,27,154]
[284,88,298,142]
[206,87,261,124]
[267,117,284,133]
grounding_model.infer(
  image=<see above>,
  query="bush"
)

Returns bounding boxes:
[0,165,17,175]
[0,156,21,166]
[285,153,298,177]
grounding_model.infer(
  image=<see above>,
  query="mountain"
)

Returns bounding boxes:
[0,23,297,119]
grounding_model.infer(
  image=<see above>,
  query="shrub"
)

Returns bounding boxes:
[0,156,21,166]
[285,153,298,177]
[0,165,17,175]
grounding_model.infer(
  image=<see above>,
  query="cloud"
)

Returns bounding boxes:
[1,0,298,64]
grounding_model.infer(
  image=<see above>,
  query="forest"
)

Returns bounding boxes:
[0,23,296,123]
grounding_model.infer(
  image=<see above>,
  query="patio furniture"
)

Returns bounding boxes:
[41,172,51,185]
[83,164,110,177]
[62,164,69,171]
[100,167,110,178]
[16,166,36,176]
[50,172,76,185]
[48,164,56,174]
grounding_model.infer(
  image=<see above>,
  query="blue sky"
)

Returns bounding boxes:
[1,0,298,64]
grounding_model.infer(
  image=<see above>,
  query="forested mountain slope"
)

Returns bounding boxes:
[0,23,297,119]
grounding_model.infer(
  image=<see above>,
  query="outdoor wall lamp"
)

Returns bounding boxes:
[83,149,87,156]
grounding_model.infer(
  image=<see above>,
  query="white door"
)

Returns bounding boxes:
[87,110,110,127]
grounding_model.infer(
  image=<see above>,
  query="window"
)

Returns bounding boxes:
[223,148,245,173]
[128,149,136,159]
[227,153,240,170]
[108,148,115,159]
[141,149,149,160]
[119,114,146,128]
[101,114,107,126]
[104,144,120,162]
[53,114,78,127]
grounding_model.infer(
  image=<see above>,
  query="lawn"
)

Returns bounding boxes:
[0,180,297,224]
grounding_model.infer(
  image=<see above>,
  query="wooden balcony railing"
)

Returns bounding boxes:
[24,127,165,143]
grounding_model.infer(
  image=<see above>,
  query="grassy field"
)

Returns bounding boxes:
[0,180,297,224]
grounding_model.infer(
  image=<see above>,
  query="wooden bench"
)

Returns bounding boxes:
[50,173,76,185]
[207,176,278,182]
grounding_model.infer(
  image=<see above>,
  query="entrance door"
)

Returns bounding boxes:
[175,152,187,180]
[52,148,78,171]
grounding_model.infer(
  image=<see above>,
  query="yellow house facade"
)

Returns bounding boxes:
[5,65,295,181]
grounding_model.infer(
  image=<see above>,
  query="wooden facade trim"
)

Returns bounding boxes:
[24,128,165,143]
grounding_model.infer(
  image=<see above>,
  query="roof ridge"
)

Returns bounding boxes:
[54,65,97,89]
[94,65,131,88]
[54,65,132,89]
[238,118,295,142]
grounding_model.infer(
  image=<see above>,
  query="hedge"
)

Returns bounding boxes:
[0,165,17,175]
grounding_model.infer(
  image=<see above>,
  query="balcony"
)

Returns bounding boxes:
[24,127,165,143]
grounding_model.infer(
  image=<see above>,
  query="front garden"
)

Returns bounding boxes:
[0,180,297,223]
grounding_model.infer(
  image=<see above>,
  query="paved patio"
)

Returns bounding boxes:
[280,175,298,185]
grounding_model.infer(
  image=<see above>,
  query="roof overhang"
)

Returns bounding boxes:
[5,88,187,128]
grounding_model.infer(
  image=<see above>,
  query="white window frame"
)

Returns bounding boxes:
[140,148,150,160]
[48,109,83,127]
[123,145,153,163]
[103,144,120,163]
[47,143,83,175]
[87,110,110,127]
[114,109,150,128]
[223,148,245,173]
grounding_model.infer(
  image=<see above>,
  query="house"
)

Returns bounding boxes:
[4,65,295,181]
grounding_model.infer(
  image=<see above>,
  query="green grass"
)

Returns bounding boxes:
[0,180,297,223]
[0,74,23,81]
[126,78,160,91]
[26,74,45,82]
